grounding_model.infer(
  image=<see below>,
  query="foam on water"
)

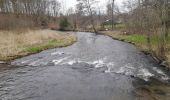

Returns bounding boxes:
[105,67,112,73]
[153,67,166,75]
[137,68,154,81]
[57,58,108,67]
[29,59,45,66]
[152,67,170,81]
[51,52,65,56]
[67,60,77,65]
[114,64,136,76]
[92,60,105,68]
[52,57,169,81]
[52,57,69,65]
[107,64,155,81]
[21,59,32,64]
[53,58,154,81]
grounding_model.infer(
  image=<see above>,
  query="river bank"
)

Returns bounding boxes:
[99,31,170,69]
[0,29,76,62]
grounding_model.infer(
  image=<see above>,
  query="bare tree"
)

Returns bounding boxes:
[111,0,115,30]
[121,0,170,60]
[51,0,61,16]
[0,0,61,30]
[77,0,99,33]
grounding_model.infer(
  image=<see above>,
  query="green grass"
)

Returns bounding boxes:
[119,34,169,45]
[123,34,146,44]
[100,31,153,50]
[26,47,42,53]
[25,39,75,54]
[103,24,126,29]
[115,24,126,29]
[123,34,170,46]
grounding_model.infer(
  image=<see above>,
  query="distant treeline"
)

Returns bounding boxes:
[0,0,61,30]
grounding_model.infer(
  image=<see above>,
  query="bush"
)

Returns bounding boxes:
[0,14,34,30]
[59,18,70,31]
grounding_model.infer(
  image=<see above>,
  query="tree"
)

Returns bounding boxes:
[59,17,70,30]
[121,0,170,60]
[51,0,61,16]
[76,0,98,33]
[111,0,115,30]
[0,0,61,30]
[66,7,77,31]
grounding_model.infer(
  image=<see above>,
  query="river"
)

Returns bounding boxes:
[0,32,170,100]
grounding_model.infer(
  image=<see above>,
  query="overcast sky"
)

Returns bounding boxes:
[59,0,125,11]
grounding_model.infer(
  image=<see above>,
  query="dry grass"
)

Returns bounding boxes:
[0,30,76,61]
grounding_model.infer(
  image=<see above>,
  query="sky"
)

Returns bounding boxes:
[58,0,125,11]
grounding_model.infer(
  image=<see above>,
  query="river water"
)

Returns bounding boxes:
[1,32,170,100]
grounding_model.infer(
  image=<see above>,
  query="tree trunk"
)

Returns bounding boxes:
[111,0,115,30]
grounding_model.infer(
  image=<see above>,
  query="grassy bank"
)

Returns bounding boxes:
[99,31,147,49]
[99,31,170,68]
[0,30,76,61]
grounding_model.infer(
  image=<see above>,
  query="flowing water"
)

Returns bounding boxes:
[1,32,170,100]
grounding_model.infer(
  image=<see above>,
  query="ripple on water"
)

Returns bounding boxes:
[52,57,69,65]
[13,54,170,83]
[51,57,170,82]
[51,51,65,56]
[152,67,170,81]
[137,68,154,81]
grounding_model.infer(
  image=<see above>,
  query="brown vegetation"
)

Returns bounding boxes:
[0,0,61,30]
[0,30,76,61]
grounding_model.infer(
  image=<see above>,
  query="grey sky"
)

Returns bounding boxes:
[59,0,125,10]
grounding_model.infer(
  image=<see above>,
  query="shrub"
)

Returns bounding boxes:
[59,17,70,31]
